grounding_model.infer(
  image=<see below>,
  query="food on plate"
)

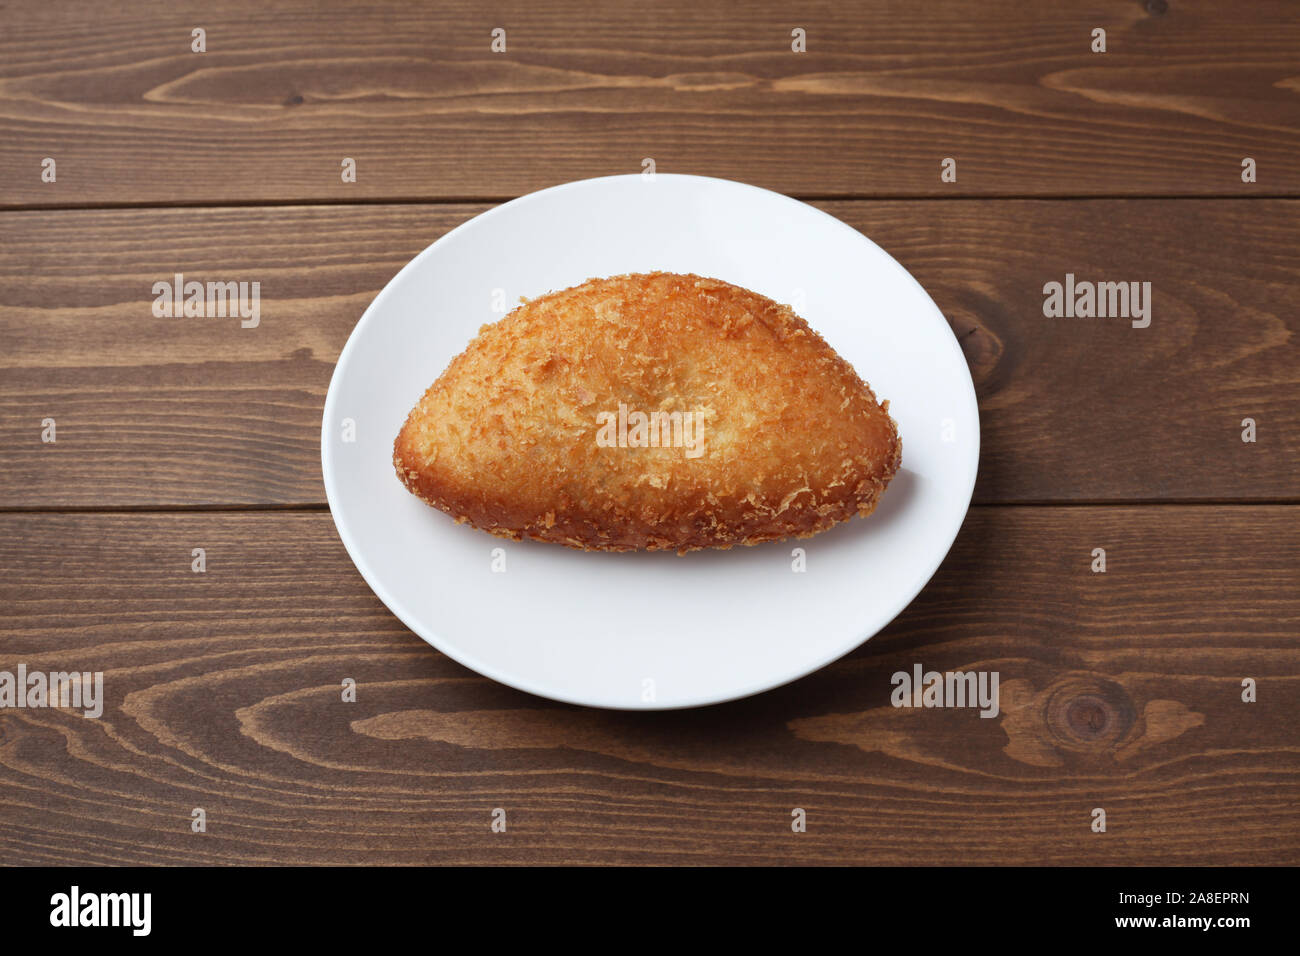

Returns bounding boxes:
[394,272,901,553]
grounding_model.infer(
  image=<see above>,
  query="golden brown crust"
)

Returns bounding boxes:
[394,272,901,553]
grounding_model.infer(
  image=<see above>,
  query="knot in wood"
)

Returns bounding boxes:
[1043,676,1134,753]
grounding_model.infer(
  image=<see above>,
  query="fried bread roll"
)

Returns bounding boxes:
[394,272,900,553]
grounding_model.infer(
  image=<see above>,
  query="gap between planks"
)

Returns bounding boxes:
[1,194,1297,215]
[0,500,1296,516]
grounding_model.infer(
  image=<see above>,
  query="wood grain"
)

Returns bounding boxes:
[2,0,1295,873]
[0,507,1294,865]
[0,200,1294,507]
[2,0,1298,205]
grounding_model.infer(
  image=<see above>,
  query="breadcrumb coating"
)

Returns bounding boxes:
[393,272,901,553]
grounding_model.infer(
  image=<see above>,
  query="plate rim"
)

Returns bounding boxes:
[321,172,980,710]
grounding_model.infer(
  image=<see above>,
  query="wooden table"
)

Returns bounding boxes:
[1,0,1296,866]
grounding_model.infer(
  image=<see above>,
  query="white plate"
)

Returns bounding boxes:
[321,174,978,710]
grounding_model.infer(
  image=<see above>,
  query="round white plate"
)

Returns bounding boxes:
[322,174,978,710]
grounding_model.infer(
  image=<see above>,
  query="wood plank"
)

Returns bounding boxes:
[0,507,1295,865]
[2,0,1297,205]
[0,202,477,507]
[1,200,1295,507]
